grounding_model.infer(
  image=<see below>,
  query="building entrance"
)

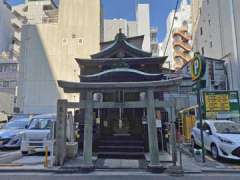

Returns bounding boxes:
[99,108,144,137]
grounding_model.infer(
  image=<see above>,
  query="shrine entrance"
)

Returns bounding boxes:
[55,31,182,172]
[99,108,144,136]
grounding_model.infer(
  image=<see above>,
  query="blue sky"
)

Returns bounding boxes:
[7,0,180,41]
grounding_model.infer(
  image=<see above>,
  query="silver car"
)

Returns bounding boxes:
[21,114,56,155]
[0,117,30,149]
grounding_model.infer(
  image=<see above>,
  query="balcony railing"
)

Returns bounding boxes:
[173,40,192,51]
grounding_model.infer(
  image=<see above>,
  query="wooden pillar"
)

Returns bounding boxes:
[81,90,94,171]
[146,88,163,172]
[55,99,67,166]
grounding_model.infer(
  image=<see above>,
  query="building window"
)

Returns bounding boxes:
[210,41,213,48]
[208,19,211,25]
[3,81,9,88]
[200,27,203,35]
[201,47,205,55]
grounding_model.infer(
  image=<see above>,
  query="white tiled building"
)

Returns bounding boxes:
[192,0,240,91]
[104,4,159,56]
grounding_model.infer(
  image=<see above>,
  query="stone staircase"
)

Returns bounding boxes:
[97,135,145,159]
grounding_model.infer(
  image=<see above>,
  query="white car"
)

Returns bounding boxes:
[191,120,240,160]
[21,114,56,155]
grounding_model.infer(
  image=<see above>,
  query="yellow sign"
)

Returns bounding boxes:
[205,93,230,112]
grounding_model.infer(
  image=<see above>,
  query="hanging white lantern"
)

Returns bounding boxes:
[140,92,146,101]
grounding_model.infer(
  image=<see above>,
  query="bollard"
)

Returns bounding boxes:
[179,150,183,168]
[44,145,48,168]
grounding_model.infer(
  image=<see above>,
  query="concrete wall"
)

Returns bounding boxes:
[0,1,13,53]
[104,19,128,42]
[136,4,151,52]
[0,92,14,114]
[103,4,151,52]
[192,0,240,91]
[17,0,101,114]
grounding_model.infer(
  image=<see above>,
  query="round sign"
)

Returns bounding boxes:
[191,53,206,81]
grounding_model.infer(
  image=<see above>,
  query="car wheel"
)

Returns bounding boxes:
[21,151,28,156]
[211,144,219,160]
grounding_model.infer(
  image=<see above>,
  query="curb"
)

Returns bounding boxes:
[202,168,240,174]
[0,168,239,174]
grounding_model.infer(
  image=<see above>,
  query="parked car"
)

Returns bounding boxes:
[21,114,56,155]
[191,120,240,160]
[0,116,30,149]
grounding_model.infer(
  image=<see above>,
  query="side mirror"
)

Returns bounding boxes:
[25,125,29,129]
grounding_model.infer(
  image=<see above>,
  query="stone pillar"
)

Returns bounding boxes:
[170,106,177,165]
[55,99,67,166]
[166,105,183,175]
[146,88,164,173]
[81,90,94,172]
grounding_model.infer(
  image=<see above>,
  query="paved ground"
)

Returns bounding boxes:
[1,172,240,180]
[0,150,22,164]
[0,147,240,175]
[179,144,240,171]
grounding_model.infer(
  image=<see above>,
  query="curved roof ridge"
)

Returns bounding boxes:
[80,68,163,78]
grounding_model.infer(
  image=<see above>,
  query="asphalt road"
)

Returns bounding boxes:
[1,172,240,180]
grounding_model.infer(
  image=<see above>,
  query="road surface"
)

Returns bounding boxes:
[0,172,240,180]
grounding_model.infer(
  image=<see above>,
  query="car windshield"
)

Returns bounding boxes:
[214,122,240,134]
[4,119,29,129]
[28,118,53,130]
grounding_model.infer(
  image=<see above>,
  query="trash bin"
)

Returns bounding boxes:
[193,148,202,162]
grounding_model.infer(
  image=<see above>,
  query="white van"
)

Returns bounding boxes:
[21,114,56,155]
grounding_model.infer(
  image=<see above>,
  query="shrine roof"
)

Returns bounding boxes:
[58,77,182,92]
[75,56,167,66]
[91,30,152,59]
[80,68,166,82]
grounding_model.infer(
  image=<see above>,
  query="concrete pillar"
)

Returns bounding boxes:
[146,88,163,172]
[81,90,94,171]
[55,99,67,166]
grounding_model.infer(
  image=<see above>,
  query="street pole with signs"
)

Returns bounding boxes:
[191,53,206,163]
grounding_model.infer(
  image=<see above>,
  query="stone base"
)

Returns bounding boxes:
[165,165,184,176]
[79,165,95,173]
[66,142,78,159]
[147,164,165,173]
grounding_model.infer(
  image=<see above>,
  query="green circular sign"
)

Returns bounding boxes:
[191,53,206,81]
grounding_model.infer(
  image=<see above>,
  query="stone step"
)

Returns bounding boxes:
[98,140,144,146]
[97,152,145,159]
[98,145,144,153]
[100,135,143,141]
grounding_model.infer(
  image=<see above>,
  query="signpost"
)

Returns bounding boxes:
[191,53,206,163]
